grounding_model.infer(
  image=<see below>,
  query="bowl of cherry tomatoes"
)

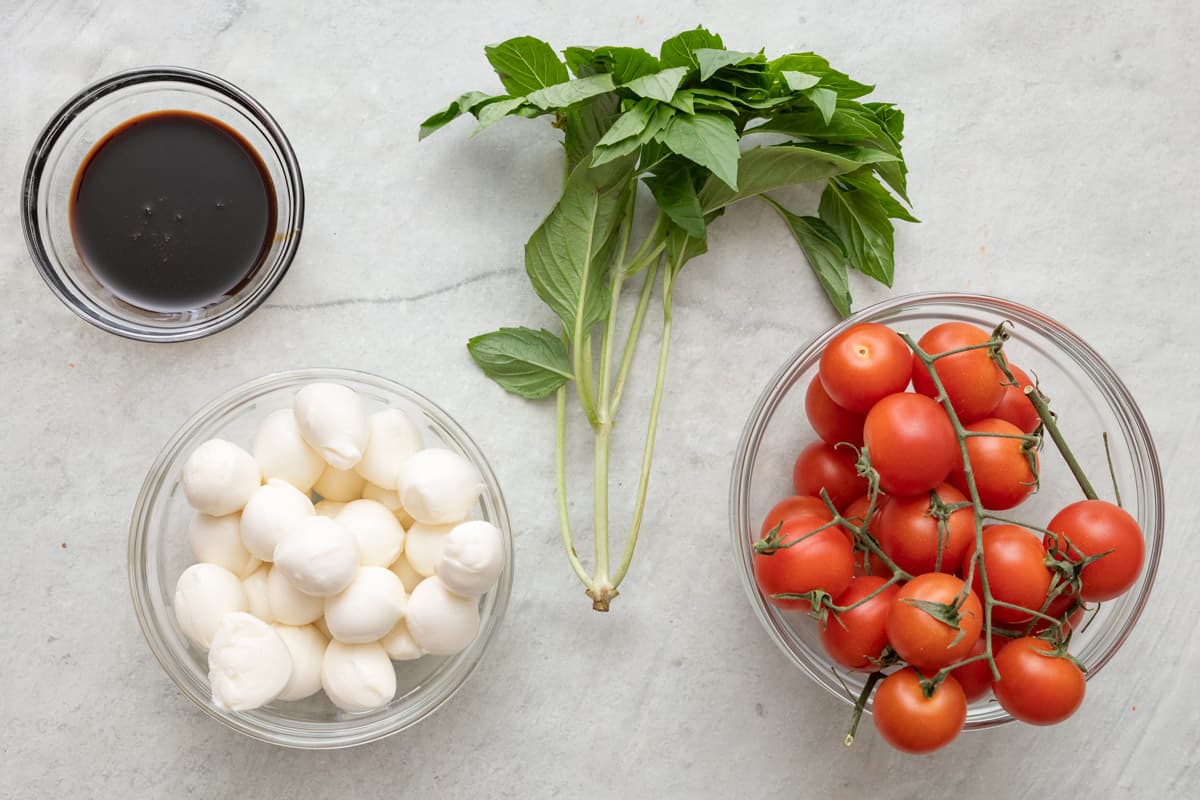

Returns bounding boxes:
[729,292,1163,752]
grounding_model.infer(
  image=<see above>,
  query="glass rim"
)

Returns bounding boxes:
[21,65,305,343]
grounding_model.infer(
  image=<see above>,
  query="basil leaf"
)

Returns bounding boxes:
[781,71,820,91]
[467,327,574,399]
[667,89,695,114]
[563,91,621,172]
[471,97,528,136]
[698,144,888,212]
[665,223,709,275]
[659,27,724,68]
[526,74,617,110]
[485,36,569,96]
[804,87,838,124]
[595,98,657,147]
[840,171,918,223]
[595,46,661,83]
[770,53,874,98]
[762,198,852,317]
[874,159,910,204]
[591,102,674,167]
[865,102,905,143]
[748,105,888,142]
[660,113,740,191]
[563,47,598,77]
[419,91,492,140]
[695,48,763,80]
[692,94,738,113]
[644,161,706,239]
[624,66,689,102]
[819,181,895,286]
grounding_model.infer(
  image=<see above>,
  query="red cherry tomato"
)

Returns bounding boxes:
[991,364,1040,434]
[1045,499,1145,601]
[841,494,893,577]
[760,495,834,538]
[876,483,976,575]
[964,524,1053,626]
[992,637,1086,725]
[819,576,900,671]
[949,418,1038,510]
[753,516,855,612]
[805,375,866,447]
[949,634,1008,703]
[863,393,958,496]
[819,323,913,413]
[1029,589,1087,636]
[872,668,967,754]
[911,322,1006,423]
[792,441,867,510]
[886,572,983,671]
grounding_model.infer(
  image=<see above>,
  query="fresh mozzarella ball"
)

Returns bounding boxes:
[381,620,422,661]
[396,448,484,524]
[252,409,326,493]
[355,409,423,489]
[361,483,415,527]
[181,439,261,516]
[273,516,358,597]
[406,577,480,656]
[403,521,456,577]
[321,641,396,713]
[336,500,405,567]
[313,465,366,503]
[266,565,323,625]
[208,612,292,711]
[324,567,408,644]
[293,383,369,470]
[313,499,346,518]
[240,479,315,562]
[388,554,424,593]
[241,565,274,622]
[175,563,247,649]
[272,624,328,701]
[437,520,505,597]
[187,513,260,578]
[313,615,332,640]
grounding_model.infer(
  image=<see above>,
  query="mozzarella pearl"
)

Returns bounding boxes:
[361,482,415,527]
[240,479,315,562]
[405,577,480,656]
[266,565,323,625]
[324,567,407,644]
[208,612,292,711]
[313,465,366,503]
[380,620,422,661]
[313,499,346,518]
[403,521,456,577]
[241,565,274,622]
[181,439,261,516]
[273,516,359,597]
[321,641,396,713]
[437,520,505,597]
[396,448,484,524]
[293,383,369,470]
[187,513,260,578]
[272,624,328,702]
[388,554,424,593]
[355,409,423,489]
[336,499,405,567]
[252,408,325,493]
[174,563,247,649]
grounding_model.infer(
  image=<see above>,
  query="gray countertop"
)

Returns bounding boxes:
[3,1,1198,797]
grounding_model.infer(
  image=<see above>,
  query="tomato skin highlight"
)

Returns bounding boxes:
[964,524,1053,626]
[950,635,1008,702]
[992,637,1086,725]
[819,576,899,671]
[805,375,866,447]
[990,364,1041,434]
[1045,499,1145,601]
[863,393,958,496]
[819,323,913,413]
[760,495,834,539]
[792,441,867,510]
[753,516,855,612]
[911,322,1005,423]
[872,668,967,754]
[949,417,1038,510]
[886,572,983,671]
[876,483,975,575]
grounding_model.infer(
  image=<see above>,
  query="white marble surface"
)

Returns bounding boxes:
[3,1,1199,796]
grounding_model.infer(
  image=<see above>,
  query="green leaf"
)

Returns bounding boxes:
[525,154,637,335]
[804,87,838,124]
[419,91,492,140]
[690,86,793,111]
[624,66,689,102]
[595,98,657,147]
[659,27,724,69]
[644,161,706,239]
[875,159,910,204]
[563,91,621,172]
[591,102,674,167]
[865,102,905,143]
[770,53,874,98]
[595,46,661,83]
[698,144,891,212]
[695,48,762,80]
[485,36,569,96]
[472,97,527,135]
[691,94,738,113]
[840,171,918,222]
[660,113,740,190]
[781,71,820,91]
[762,199,852,317]
[748,105,889,142]
[667,89,695,114]
[665,223,708,276]
[819,180,895,285]
[467,327,574,399]
[563,46,597,77]
[526,74,617,110]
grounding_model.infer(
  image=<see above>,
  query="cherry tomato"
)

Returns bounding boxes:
[792,441,867,510]
[841,494,893,577]
[911,322,1005,423]
[819,323,913,413]
[963,524,1053,626]
[992,637,1086,725]
[1045,499,1145,601]
[886,572,982,671]
[819,576,900,671]
[872,668,967,754]
[753,516,855,612]
[949,418,1038,510]
[760,495,834,539]
[950,634,1008,702]
[876,483,975,575]
[1029,589,1087,636]
[991,364,1040,434]
[863,393,958,496]
[805,375,866,447]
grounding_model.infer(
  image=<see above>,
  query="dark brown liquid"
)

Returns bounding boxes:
[70,111,276,313]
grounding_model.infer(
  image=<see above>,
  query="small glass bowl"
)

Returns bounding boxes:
[729,292,1163,729]
[129,369,513,748]
[21,66,304,342]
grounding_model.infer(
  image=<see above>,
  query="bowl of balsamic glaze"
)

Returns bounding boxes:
[22,66,304,342]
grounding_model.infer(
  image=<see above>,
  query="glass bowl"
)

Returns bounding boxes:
[21,66,304,342]
[729,292,1163,729]
[129,369,513,748]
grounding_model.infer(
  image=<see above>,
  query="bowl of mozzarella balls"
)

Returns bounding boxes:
[128,368,512,748]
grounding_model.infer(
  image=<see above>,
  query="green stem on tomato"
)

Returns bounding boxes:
[845,670,886,747]
[1025,386,1099,501]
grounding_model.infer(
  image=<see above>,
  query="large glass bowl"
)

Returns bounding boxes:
[129,369,512,748]
[729,292,1163,729]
